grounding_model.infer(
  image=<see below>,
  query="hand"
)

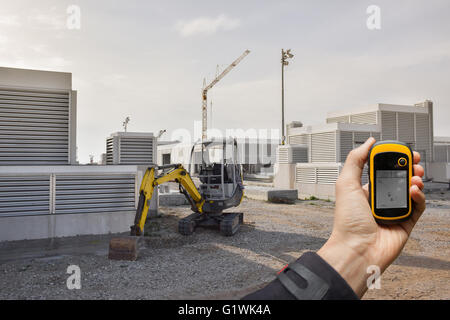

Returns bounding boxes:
[317,137,426,298]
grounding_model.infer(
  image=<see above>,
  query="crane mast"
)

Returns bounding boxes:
[202,50,250,141]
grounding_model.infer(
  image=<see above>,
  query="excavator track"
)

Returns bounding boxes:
[178,212,202,236]
[219,212,243,236]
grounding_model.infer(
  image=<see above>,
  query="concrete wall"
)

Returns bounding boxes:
[295,183,336,200]
[429,162,450,182]
[0,211,135,242]
[273,163,296,189]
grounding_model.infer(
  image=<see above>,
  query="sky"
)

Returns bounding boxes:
[0,0,449,163]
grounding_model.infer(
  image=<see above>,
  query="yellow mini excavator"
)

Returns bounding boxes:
[108,138,245,260]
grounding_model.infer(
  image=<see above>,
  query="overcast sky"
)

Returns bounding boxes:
[1,0,449,163]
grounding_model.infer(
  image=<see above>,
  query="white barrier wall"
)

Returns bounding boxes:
[0,165,158,241]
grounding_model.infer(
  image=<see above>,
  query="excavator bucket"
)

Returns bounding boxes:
[108,237,140,261]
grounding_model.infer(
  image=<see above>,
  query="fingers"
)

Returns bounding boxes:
[401,185,426,235]
[411,176,424,190]
[413,151,421,165]
[340,137,376,186]
[413,164,424,178]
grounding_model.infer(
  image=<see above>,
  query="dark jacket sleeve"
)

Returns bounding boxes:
[242,252,359,300]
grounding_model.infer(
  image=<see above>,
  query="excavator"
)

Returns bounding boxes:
[108,138,245,260]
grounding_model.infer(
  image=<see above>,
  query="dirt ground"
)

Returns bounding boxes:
[0,189,448,300]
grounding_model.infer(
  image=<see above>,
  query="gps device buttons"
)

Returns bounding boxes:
[398,157,407,167]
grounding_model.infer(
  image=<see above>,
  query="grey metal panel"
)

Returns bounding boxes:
[0,88,70,165]
[118,137,155,165]
[311,132,336,162]
[434,145,448,162]
[397,112,414,143]
[327,116,349,124]
[295,167,316,184]
[55,175,136,214]
[0,176,50,217]
[415,113,431,162]
[381,111,396,140]
[350,112,377,125]
[339,131,353,162]
[317,167,339,184]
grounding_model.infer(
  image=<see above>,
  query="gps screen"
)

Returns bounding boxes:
[375,170,407,209]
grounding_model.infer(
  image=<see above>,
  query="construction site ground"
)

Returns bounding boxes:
[0,188,448,300]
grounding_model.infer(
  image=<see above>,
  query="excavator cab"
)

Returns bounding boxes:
[191,138,244,214]
[177,137,244,236]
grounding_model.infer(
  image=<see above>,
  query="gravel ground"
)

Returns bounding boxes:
[0,190,448,300]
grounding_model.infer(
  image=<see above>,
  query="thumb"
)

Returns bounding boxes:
[340,137,376,185]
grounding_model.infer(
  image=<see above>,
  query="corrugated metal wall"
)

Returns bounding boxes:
[0,176,50,217]
[295,164,342,185]
[0,173,137,217]
[0,88,70,165]
[340,131,353,162]
[276,147,289,164]
[397,112,415,144]
[288,133,309,146]
[55,175,136,214]
[350,112,377,125]
[311,132,336,162]
[327,116,349,124]
[381,111,397,140]
[415,113,432,162]
[106,137,114,165]
[119,138,154,165]
[295,167,316,184]
[107,135,155,165]
[434,145,449,163]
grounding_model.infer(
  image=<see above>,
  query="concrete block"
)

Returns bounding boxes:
[159,193,189,206]
[267,189,298,204]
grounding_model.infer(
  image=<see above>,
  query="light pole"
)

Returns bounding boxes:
[281,49,294,145]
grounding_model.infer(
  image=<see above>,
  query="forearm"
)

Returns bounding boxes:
[242,252,359,300]
[317,240,372,298]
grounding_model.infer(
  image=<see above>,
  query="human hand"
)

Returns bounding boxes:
[317,137,426,298]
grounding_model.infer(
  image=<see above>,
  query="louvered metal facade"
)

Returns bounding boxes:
[350,112,377,125]
[106,132,156,165]
[277,145,308,164]
[55,174,136,215]
[311,132,336,162]
[327,115,350,124]
[434,145,449,163]
[0,68,76,165]
[0,175,50,217]
[0,166,140,218]
[0,88,76,165]
[295,164,343,185]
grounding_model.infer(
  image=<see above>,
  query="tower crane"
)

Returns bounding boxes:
[201,50,250,141]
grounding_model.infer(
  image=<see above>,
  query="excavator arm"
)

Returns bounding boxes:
[130,164,205,236]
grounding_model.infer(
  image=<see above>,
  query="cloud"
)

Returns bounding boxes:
[0,34,8,45]
[175,14,240,37]
[0,15,21,26]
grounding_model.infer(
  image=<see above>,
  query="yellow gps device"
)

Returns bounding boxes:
[368,140,413,224]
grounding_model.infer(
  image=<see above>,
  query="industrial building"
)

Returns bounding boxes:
[0,67,153,241]
[275,100,449,199]
[106,131,156,165]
